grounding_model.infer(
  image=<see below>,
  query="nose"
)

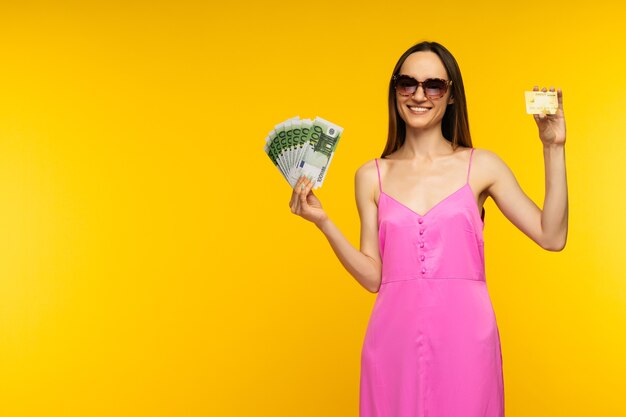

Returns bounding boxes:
[411,84,427,100]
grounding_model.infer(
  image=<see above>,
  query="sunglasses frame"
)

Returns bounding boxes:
[392,74,453,99]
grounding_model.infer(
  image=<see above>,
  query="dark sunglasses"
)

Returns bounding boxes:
[392,74,452,99]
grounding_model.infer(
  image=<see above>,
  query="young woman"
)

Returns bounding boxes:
[289,41,568,417]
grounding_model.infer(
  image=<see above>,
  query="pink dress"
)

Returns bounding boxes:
[360,148,505,417]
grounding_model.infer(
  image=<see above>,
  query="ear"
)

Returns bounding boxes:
[447,96,455,105]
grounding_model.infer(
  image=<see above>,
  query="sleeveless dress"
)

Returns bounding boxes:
[360,148,505,417]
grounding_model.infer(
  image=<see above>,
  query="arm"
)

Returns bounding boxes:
[290,161,382,292]
[483,86,568,251]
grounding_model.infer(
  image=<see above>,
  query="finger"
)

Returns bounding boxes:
[292,175,307,208]
[533,85,539,91]
[557,87,563,109]
[299,179,309,208]
[296,175,309,196]
[303,174,316,195]
[292,184,302,213]
[293,175,306,192]
[541,86,547,92]
[306,175,316,192]
[294,175,317,215]
[290,176,304,206]
[303,175,312,192]
[548,86,557,116]
[290,186,299,213]
[298,174,309,192]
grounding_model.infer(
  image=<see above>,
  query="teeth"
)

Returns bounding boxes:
[408,106,430,112]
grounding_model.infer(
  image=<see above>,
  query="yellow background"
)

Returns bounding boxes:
[1,1,624,416]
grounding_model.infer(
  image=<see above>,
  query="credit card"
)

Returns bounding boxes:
[525,91,558,115]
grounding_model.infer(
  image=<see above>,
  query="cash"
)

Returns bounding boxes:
[264,116,343,189]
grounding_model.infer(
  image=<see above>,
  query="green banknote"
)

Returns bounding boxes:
[264,116,343,189]
[264,130,285,179]
[265,116,298,178]
[291,117,343,189]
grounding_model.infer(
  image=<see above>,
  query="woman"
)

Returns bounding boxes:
[289,41,567,417]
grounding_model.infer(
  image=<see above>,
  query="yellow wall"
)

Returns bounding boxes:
[1,1,624,416]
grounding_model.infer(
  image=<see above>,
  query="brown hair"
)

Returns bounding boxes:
[381,41,472,158]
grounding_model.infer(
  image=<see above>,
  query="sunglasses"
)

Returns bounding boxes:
[392,74,452,99]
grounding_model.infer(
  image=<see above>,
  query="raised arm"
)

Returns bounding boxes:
[481,86,568,251]
[290,161,382,292]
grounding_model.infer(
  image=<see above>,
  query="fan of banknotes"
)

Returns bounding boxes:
[264,116,343,190]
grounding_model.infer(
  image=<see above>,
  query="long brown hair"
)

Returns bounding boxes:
[381,41,472,158]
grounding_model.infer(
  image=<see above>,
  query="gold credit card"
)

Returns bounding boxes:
[525,91,558,114]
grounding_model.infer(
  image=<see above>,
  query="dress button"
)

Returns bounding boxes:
[421,268,426,274]
[420,255,425,261]
[419,242,424,248]
[419,229,424,235]
[418,218,424,224]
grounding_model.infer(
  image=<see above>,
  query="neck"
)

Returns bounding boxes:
[397,126,453,160]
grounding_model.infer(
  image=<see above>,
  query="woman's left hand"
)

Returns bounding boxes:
[533,86,566,146]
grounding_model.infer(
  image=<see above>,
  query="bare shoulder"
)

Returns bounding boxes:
[471,147,515,194]
[472,148,508,177]
[471,147,503,166]
[355,159,379,186]
[354,159,380,204]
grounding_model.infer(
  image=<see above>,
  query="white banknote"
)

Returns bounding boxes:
[264,116,343,189]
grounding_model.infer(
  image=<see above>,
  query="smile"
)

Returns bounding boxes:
[407,105,431,114]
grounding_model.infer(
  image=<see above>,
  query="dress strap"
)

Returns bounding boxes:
[466,148,475,184]
[374,158,382,192]
[466,148,486,221]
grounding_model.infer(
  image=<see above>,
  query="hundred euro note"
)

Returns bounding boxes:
[275,116,298,174]
[265,116,299,178]
[289,117,343,189]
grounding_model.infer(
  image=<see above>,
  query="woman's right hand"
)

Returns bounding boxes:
[289,175,328,226]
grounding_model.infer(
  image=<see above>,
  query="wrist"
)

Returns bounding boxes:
[315,216,332,233]
[543,142,565,150]
[542,143,565,159]
[543,144,565,156]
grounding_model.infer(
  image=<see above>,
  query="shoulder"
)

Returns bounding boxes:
[355,159,380,183]
[470,147,515,191]
[471,147,508,172]
[354,159,380,202]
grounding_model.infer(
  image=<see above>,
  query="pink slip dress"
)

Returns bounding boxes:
[360,148,505,417]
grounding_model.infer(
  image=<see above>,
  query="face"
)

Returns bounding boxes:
[395,51,454,131]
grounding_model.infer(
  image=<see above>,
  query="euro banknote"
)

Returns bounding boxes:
[264,116,343,189]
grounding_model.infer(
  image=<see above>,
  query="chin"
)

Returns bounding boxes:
[404,117,435,129]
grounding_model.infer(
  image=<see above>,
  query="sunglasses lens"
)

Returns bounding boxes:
[395,76,450,98]
[423,79,448,97]
[395,76,417,95]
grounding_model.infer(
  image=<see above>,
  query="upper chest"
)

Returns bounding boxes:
[378,157,473,213]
